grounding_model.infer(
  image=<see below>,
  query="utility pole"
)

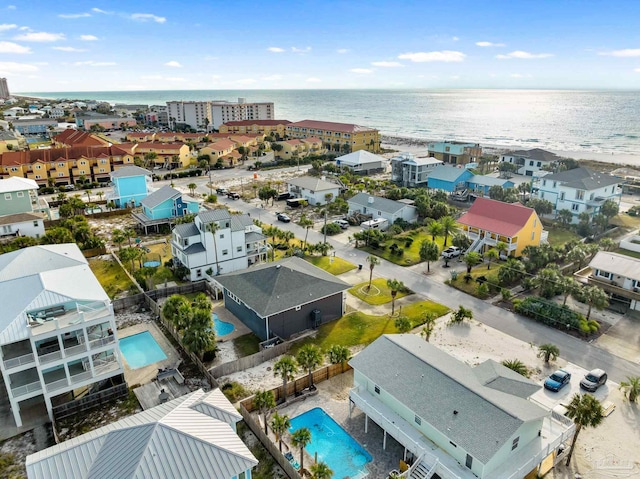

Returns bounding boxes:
[208,168,212,197]
[323,209,328,244]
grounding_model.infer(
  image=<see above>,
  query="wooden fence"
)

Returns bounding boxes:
[52,383,129,422]
[209,342,291,378]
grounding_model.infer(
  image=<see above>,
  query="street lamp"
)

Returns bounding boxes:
[208,168,212,197]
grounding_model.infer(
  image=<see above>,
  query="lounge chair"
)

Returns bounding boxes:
[284,452,294,461]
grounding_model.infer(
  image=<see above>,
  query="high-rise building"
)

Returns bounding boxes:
[166,98,274,130]
[0,78,10,100]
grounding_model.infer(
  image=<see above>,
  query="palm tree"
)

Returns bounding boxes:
[386,278,405,316]
[273,356,298,401]
[419,239,439,273]
[557,209,573,226]
[450,305,473,324]
[537,343,560,363]
[309,461,334,479]
[584,285,609,319]
[439,216,458,247]
[394,316,412,333]
[162,294,190,325]
[291,427,312,472]
[498,258,526,285]
[187,183,197,196]
[463,251,483,273]
[560,276,581,306]
[296,344,323,390]
[298,214,314,250]
[484,248,499,270]
[426,220,443,241]
[111,228,126,251]
[366,255,379,291]
[270,412,291,452]
[182,308,216,359]
[564,393,604,466]
[495,241,508,259]
[501,359,529,377]
[619,376,640,403]
[420,313,437,342]
[325,345,351,372]
[598,237,616,252]
[253,390,276,435]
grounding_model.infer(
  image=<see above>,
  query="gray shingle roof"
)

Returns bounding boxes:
[184,243,206,254]
[215,257,349,317]
[348,192,407,214]
[542,167,621,190]
[287,176,341,192]
[427,165,471,182]
[110,165,152,178]
[467,175,513,187]
[198,208,231,223]
[506,148,560,163]
[349,335,547,464]
[230,214,253,231]
[141,185,180,209]
[245,231,266,243]
[173,223,199,238]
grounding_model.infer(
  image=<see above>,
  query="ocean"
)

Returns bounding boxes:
[18,89,640,156]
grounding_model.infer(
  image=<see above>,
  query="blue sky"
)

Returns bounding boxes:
[1,0,639,92]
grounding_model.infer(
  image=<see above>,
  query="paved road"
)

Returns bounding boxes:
[215,194,640,384]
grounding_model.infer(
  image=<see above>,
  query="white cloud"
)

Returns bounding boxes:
[52,46,87,52]
[476,41,505,47]
[0,61,38,74]
[0,41,31,54]
[91,8,111,14]
[267,47,285,53]
[336,48,349,54]
[371,61,403,68]
[7,5,16,10]
[14,31,65,42]
[262,74,282,81]
[0,24,17,31]
[80,35,99,41]
[600,49,640,57]
[164,60,182,68]
[58,13,91,19]
[130,13,166,24]
[306,77,321,83]
[452,36,459,41]
[291,46,311,53]
[350,68,373,74]
[496,50,553,59]
[635,68,640,73]
[398,50,465,62]
[74,60,116,67]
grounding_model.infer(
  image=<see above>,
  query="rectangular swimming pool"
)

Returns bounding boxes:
[289,407,372,478]
[119,331,167,369]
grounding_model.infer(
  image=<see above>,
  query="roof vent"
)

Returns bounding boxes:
[453,410,459,415]
[368,196,374,204]
[276,265,281,269]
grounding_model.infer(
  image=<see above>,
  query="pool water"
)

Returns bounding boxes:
[143,260,161,267]
[211,313,235,337]
[289,407,372,478]
[119,331,167,369]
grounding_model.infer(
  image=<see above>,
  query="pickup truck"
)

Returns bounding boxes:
[441,246,462,259]
[227,192,240,200]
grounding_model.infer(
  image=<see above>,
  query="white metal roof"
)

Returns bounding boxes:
[589,251,640,282]
[336,150,387,166]
[0,176,39,194]
[26,389,258,479]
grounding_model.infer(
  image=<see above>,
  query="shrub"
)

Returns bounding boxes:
[388,224,404,235]
[628,205,640,217]
[202,349,217,362]
[320,223,342,236]
[476,282,489,298]
[404,238,414,248]
[221,381,251,402]
[579,318,600,336]
[514,296,584,331]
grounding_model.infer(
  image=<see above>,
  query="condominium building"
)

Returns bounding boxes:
[219,119,291,137]
[0,244,125,428]
[286,120,380,153]
[167,98,274,130]
[0,78,9,100]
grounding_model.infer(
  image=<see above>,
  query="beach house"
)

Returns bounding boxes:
[347,192,419,224]
[500,149,561,176]
[0,177,49,238]
[390,153,443,187]
[457,197,544,256]
[584,251,640,311]
[427,141,482,165]
[349,335,574,479]
[426,165,474,192]
[336,150,388,174]
[134,185,200,234]
[108,165,152,208]
[287,176,341,205]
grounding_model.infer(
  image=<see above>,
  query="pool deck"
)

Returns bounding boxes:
[268,371,405,479]
[212,301,251,342]
[118,322,182,387]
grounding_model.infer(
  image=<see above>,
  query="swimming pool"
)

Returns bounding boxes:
[289,407,372,478]
[211,313,235,337]
[143,260,161,268]
[119,331,167,369]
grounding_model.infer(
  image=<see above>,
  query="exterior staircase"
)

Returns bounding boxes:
[467,235,485,254]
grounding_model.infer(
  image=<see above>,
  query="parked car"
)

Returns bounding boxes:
[441,246,462,259]
[277,213,291,223]
[227,192,240,200]
[333,219,349,229]
[62,184,75,191]
[276,192,291,201]
[580,369,607,392]
[216,187,228,195]
[544,369,571,392]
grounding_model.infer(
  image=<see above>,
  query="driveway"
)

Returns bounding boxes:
[595,311,640,364]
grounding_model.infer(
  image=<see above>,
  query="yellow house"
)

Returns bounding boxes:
[219,120,291,138]
[0,130,26,153]
[200,139,237,164]
[286,120,380,153]
[129,142,191,168]
[275,139,307,159]
[458,197,544,257]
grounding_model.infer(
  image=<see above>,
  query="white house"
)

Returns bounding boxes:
[287,176,341,205]
[531,167,622,222]
[26,388,258,479]
[391,152,443,187]
[171,208,268,281]
[0,244,125,428]
[347,192,419,224]
[0,177,49,239]
[336,150,387,174]
[349,335,574,479]
[586,251,640,311]
[499,149,561,176]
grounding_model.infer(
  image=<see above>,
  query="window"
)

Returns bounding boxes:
[219,234,224,239]
[196,269,202,278]
[531,231,535,240]
[16,191,24,198]
[597,270,611,279]
[237,246,242,252]
[553,181,557,188]
[58,162,65,167]
[414,415,422,425]
[449,441,457,448]
[222,249,228,255]
[33,221,39,227]
[534,219,537,227]
[512,437,520,451]
[576,190,585,200]
[4,193,11,200]
[529,160,534,166]
[183,239,189,246]
[374,385,380,394]
[571,203,579,211]
[542,180,546,186]
[590,193,595,200]
[465,454,473,469]
[560,192,565,201]
[540,192,545,199]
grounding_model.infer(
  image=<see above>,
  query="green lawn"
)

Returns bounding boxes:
[89,258,136,298]
[295,300,449,350]
[613,247,640,260]
[447,265,501,298]
[233,333,261,356]
[348,278,412,305]
[305,255,357,275]
[361,228,446,266]
[545,225,580,247]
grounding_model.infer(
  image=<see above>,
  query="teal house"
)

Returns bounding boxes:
[467,175,515,196]
[427,165,474,192]
[134,185,200,233]
[108,165,152,208]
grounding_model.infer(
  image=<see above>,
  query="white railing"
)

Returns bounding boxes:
[3,353,35,370]
[11,381,42,397]
[70,371,93,384]
[89,336,115,350]
[94,358,119,376]
[467,235,484,254]
[39,350,63,364]
[45,377,69,393]
[64,343,87,357]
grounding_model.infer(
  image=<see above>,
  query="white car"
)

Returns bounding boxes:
[333,219,349,229]
[441,246,462,259]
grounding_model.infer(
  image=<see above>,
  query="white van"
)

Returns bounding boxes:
[361,218,389,231]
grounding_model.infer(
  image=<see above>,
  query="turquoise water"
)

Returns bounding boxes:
[289,407,372,478]
[211,313,235,337]
[143,260,161,268]
[119,331,167,369]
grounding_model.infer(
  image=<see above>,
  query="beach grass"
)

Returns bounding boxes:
[89,258,136,299]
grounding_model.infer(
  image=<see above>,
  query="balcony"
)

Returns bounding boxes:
[11,381,42,398]
[587,275,640,301]
[88,335,115,350]
[3,353,35,370]
[39,350,63,365]
[28,301,111,337]
[46,377,69,393]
